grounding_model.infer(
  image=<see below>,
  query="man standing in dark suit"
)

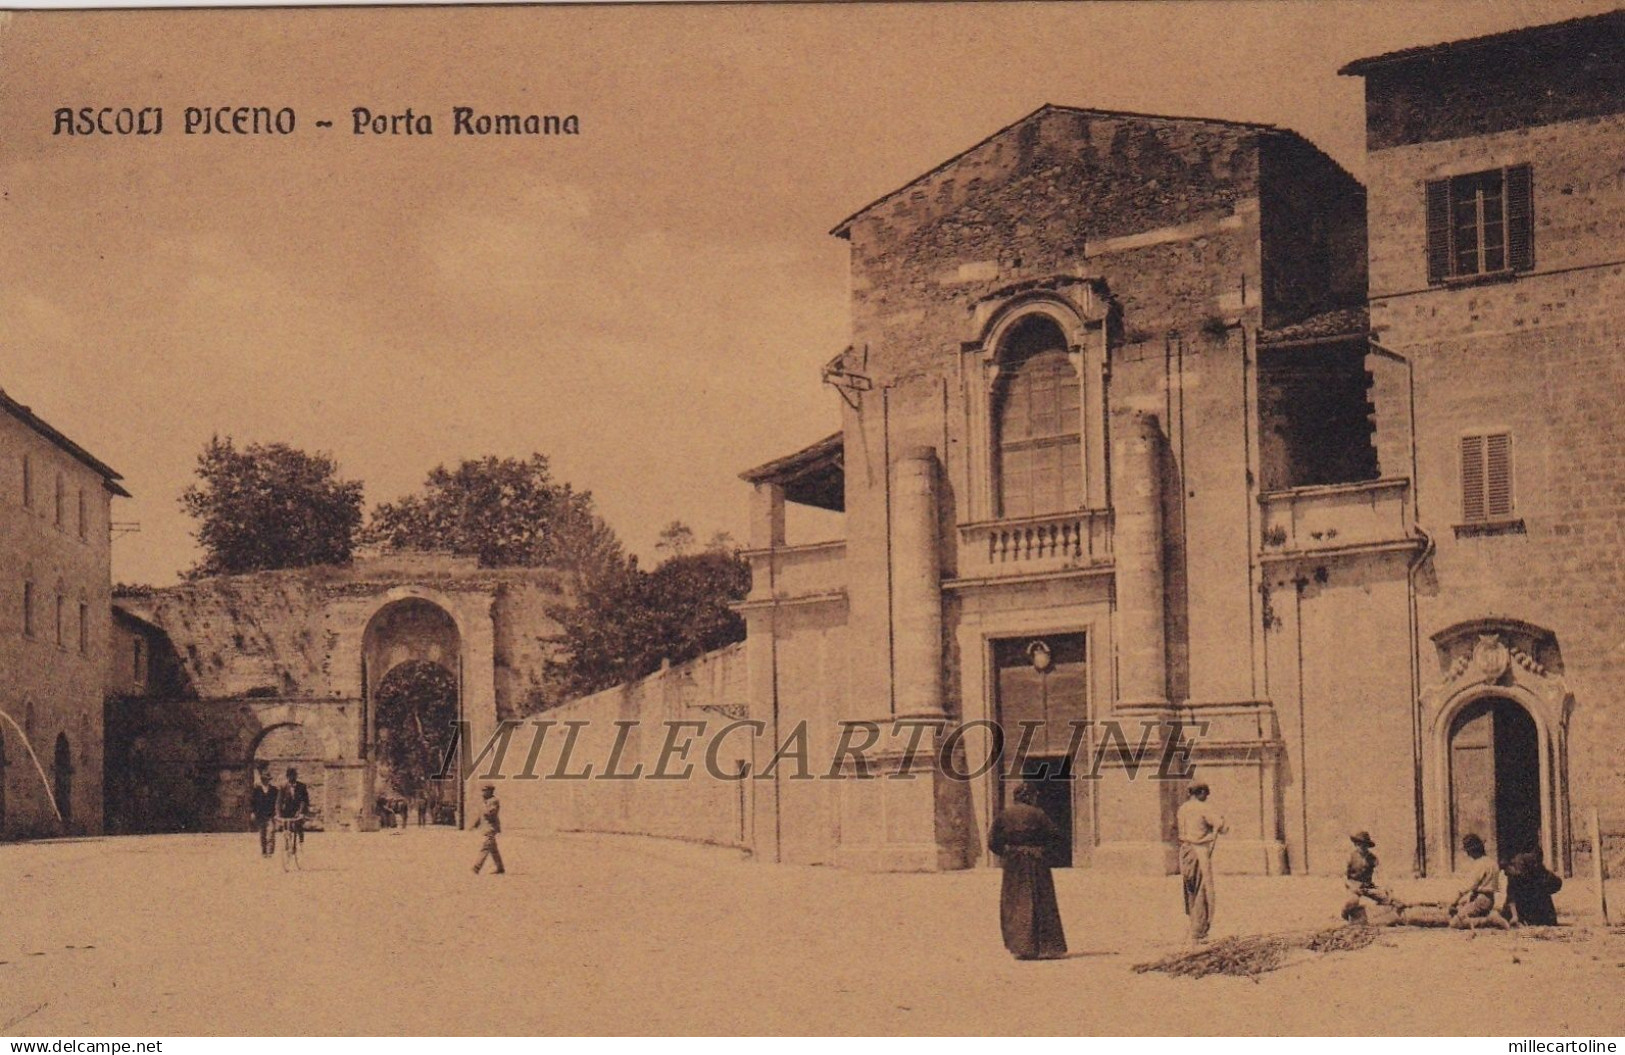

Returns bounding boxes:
[249,767,278,857]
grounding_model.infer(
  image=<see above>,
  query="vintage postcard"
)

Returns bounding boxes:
[2,0,1622,1041]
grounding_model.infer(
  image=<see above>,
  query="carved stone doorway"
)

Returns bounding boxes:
[1424,625,1572,875]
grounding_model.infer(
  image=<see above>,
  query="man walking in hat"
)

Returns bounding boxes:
[1176,781,1227,943]
[249,766,278,857]
[472,783,505,875]
[1341,830,1402,922]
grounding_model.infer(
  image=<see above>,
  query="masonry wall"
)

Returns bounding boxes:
[0,410,115,838]
[503,644,755,850]
[1258,133,1369,328]
[1365,86,1625,869]
[1261,551,1418,875]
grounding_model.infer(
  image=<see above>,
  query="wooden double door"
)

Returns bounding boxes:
[994,633,1089,868]
[1448,696,1541,870]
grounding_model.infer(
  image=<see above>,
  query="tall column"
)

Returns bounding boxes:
[1115,412,1168,708]
[749,482,786,550]
[890,446,943,718]
[1095,411,1177,873]
[830,444,956,870]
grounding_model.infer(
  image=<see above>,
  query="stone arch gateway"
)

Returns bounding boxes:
[110,556,557,833]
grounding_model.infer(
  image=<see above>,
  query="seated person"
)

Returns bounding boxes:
[1449,833,1509,930]
[1503,849,1563,926]
[1342,830,1403,921]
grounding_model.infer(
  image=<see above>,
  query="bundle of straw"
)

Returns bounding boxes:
[1133,925,1380,980]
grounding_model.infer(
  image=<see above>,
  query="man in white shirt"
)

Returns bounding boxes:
[1176,781,1227,942]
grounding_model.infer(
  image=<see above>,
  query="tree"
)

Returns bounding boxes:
[366,454,623,575]
[655,520,695,558]
[548,540,751,701]
[373,661,459,803]
[179,436,364,578]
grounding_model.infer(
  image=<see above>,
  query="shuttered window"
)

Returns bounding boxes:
[996,348,1083,518]
[1460,431,1514,523]
[1426,165,1533,283]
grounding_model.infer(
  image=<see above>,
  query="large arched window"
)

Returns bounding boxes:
[994,317,1082,518]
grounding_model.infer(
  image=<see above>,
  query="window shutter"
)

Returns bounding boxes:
[1426,178,1452,283]
[1505,163,1534,272]
[1461,434,1486,522]
[1485,432,1513,519]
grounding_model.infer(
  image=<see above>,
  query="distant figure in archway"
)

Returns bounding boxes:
[53,733,73,831]
[250,767,278,857]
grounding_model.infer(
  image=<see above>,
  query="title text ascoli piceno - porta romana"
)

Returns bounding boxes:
[51,106,580,137]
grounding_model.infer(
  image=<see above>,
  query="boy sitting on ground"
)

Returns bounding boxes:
[1342,830,1404,922]
[1449,833,1509,930]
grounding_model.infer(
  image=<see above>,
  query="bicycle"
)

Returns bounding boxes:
[276,815,306,871]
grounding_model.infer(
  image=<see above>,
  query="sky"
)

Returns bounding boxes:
[1,0,1615,585]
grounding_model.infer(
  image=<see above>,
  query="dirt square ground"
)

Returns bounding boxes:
[4,829,1623,1036]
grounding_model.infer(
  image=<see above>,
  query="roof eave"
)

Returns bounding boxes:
[0,387,130,494]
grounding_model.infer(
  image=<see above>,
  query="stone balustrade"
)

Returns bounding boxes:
[957,508,1113,576]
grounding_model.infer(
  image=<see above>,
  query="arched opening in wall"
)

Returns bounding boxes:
[993,316,1081,519]
[362,598,462,826]
[253,724,327,826]
[373,660,459,825]
[1448,696,1541,871]
[53,733,72,828]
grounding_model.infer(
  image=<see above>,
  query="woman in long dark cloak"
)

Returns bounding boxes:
[987,782,1068,960]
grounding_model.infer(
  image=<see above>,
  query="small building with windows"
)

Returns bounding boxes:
[0,387,128,838]
[1342,9,1625,877]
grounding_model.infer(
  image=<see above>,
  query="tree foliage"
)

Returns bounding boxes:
[549,530,751,701]
[366,454,622,575]
[374,661,459,802]
[179,436,364,578]
[654,520,695,558]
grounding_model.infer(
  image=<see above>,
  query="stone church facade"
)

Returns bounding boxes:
[722,12,1623,877]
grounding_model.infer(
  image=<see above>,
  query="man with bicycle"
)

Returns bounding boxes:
[276,766,311,848]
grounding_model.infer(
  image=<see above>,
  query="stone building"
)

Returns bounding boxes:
[1342,10,1625,876]
[736,102,1378,874]
[709,13,1622,876]
[105,553,564,833]
[1,387,128,838]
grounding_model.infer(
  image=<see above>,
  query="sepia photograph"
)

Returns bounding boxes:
[1,0,1623,1041]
